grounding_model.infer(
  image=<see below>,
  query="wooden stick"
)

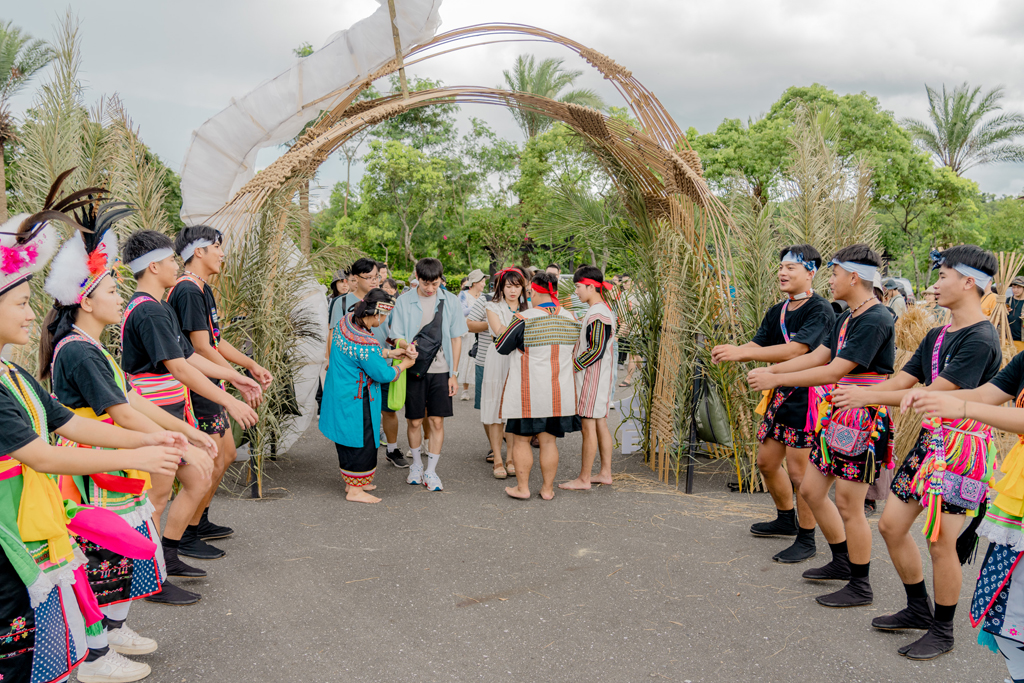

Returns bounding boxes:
[387,0,410,99]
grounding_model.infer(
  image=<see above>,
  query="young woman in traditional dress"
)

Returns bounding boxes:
[319,289,417,503]
[0,175,183,683]
[560,266,618,491]
[480,268,527,479]
[39,202,218,680]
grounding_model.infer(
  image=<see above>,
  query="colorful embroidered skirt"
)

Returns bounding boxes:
[891,431,969,515]
[333,394,377,488]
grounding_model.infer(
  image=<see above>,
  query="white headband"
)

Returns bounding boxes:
[179,238,214,263]
[953,264,993,291]
[830,260,878,283]
[127,248,174,274]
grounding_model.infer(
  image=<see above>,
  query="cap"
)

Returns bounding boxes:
[1012,276,1024,288]
[882,278,899,290]
[467,268,486,284]
[924,285,937,294]
[872,272,883,291]
[331,269,347,285]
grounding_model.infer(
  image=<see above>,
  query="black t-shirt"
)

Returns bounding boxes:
[0,363,73,455]
[120,292,193,376]
[901,321,1002,389]
[992,349,1024,399]
[51,339,130,413]
[752,294,835,428]
[1009,298,1024,342]
[167,279,223,416]
[825,303,895,375]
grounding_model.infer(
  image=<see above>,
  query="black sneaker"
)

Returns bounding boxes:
[386,449,409,468]
[864,500,877,517]
[178,530,226,560]
[197,511,234,541]
[902,621,955,660]
[802,553,852,581]
[872,597,934,631]
[750,514,798,538]
[815,577,873,607]
[144,580,201,606]
[164,545,207,578]
[773,529,816,564]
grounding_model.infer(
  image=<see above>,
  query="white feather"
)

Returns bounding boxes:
[45,233,89,305]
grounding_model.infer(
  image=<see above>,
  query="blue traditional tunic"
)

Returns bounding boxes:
[319,314,401,452]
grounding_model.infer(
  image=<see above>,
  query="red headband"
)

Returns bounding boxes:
[531,281,559,305]
[578,278,612,291]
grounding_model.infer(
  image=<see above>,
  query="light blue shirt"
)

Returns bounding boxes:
[388,287,468,371]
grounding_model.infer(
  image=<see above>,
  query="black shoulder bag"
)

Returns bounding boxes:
[408,299,445,378]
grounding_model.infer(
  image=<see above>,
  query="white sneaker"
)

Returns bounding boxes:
[423,471,443,491]
[407,461,424,486]
[107,624,158,655]
[77,650,152,683]
[460,390,469,401]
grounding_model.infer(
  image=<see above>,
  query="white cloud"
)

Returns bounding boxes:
[9,0,1024,205]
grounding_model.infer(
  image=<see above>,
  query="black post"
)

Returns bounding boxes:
[685,363,703,494]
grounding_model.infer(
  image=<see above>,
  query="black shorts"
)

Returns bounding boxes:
[505,416,581,438]
[405,372,453,420]
[195,411,228,436]
[381,381,394,414]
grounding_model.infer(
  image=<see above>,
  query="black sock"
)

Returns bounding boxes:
[162,536,180,550]
[797,526,815,537]
[184,524,200,539]
[777,508,796,522]
[850,561,870,579]
[86,646,109,662]
[200,507,210,522]
[103,617,125,631]
[934,602,957,623]
[904,580,928,600]
[829,540,849,556]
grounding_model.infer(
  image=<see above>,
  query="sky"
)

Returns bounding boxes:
[9,0,1024,212]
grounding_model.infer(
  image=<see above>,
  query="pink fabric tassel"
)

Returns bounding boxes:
[66,505,157,560]
[72,564,104,627]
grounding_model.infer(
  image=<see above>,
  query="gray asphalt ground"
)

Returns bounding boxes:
[109,388,1005,683]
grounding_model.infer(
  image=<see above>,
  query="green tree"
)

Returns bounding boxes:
[359,139,447,265]
[0,20,55,221]
[902,83,1024,175]
[501,55,605,140]
[984,197,1024,253]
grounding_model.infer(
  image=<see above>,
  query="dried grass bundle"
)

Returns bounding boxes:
[891,305,933,464]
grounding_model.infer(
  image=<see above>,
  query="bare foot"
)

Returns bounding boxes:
[346,488,381,504]
[505,486,531,500]
[538,488,555,501]
[363,484,377,491]
[590,474,614,486]
[558,478,592,490]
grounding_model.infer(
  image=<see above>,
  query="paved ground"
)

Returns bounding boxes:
[108,391,1005,683]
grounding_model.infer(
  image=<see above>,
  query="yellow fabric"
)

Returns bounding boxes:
[982,292,997,316]
[992,440,1024,518]
[67,406,151,492]
[754,390,771,416]
[16,463,74,565]
[1014,340,1024,353]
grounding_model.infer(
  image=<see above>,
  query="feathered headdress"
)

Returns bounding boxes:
[0,169,98,296]
[45,200,133,306]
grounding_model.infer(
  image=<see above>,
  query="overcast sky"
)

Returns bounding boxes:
[10,0,1024,211]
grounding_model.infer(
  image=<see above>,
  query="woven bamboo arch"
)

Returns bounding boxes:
[209,24,746,483]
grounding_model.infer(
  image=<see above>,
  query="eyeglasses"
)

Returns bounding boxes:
[357,273,381,282]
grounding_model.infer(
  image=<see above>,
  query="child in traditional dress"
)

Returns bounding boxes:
[0,177,183,683]
[833,244,1001,660]
[496,272,582,500]
[712,245,834,563]
[749,244,895,609]
[320,289,417,503]
[120,230,258,578]
[561,266,618,491]
[39,203,219,670]
[167,225,272,557]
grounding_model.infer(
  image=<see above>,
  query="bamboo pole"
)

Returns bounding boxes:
[387,0,410,99]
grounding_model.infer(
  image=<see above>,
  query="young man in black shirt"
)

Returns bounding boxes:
[1009,276,1024,351]
[122,230,259,569]
[749,244,895,610]
[712,245,834,563]
[167,225,272,557]
[833,244,1001,660]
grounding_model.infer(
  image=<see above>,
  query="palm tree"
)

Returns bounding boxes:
[902,82,1024,176]
[501,55,605,140]
[0,21,55,222]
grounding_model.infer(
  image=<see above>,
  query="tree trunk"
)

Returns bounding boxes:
[299,181,311,256]
[344,156,352,218]
[0,142,7,224]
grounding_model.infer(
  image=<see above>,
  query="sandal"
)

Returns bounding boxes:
[506,461,516,476]
[492,466,507,479]
[618,380,633,387]
[485,450,494,463]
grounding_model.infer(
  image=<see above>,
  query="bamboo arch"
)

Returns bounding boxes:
[208,24,753,486]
